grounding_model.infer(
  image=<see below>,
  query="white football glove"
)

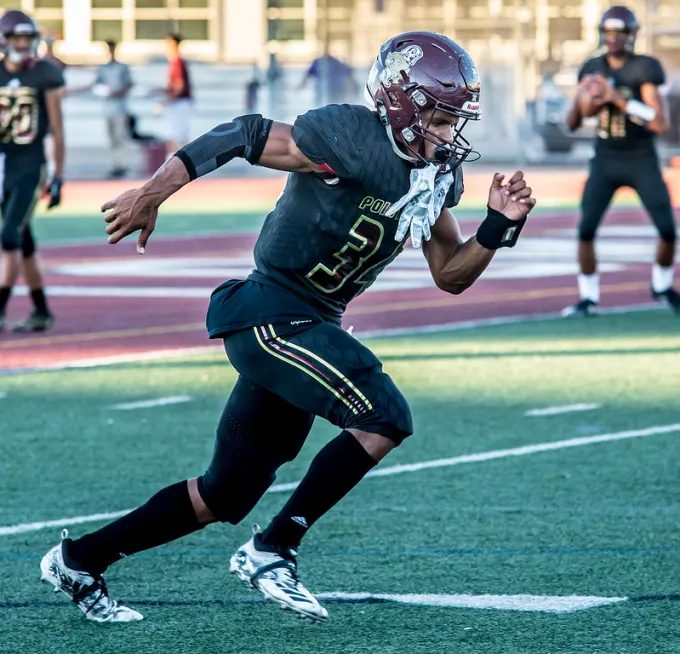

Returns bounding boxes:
[387,164,453,248]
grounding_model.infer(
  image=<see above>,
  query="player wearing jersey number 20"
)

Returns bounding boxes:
[0,10,65,333]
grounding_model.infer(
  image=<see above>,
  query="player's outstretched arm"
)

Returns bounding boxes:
[256,122,326,173]
[102,116,325,253]
[423,172,536,295]
[175,117,324,178]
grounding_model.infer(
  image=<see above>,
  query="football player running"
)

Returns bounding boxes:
[0,10,64,333]
[563,5,678,317]
[41,32,536,623]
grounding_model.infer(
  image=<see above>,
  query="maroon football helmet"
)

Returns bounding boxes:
[598,6,638,55]
[365,31,481,170]
[0,10,41,64]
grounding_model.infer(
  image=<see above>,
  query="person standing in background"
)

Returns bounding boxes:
[245,61,261,114]
[69,40,133,178]
[0,11,65,333]
[300,53,357,106]
[562,6,678,316]
[163,33,192,156]
[93,41,133,179]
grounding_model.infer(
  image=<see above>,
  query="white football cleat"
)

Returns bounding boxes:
[229,525,328,622]
[40,530,143,623]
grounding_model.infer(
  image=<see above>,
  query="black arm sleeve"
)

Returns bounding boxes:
[175,114,272,180]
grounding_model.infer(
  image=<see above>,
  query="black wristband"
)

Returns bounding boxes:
[476,206,526,250]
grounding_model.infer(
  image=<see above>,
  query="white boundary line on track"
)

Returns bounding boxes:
[0,303,663,377]
[2,421,679,537]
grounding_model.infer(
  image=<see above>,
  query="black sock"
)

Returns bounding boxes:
[30,288,49,314]
[260,431,377,551]
[0,286,11,314]
[67,481,203,575]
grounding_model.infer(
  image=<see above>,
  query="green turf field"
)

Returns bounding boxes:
[2,310,680,654]
[32,210,267,245]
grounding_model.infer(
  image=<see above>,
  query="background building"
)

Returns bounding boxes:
[2,0,678,174]
[12,0,679,70]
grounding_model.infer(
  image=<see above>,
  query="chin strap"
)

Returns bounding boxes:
[376,101,418,163]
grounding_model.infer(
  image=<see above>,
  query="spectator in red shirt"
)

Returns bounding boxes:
[163,33,192,156]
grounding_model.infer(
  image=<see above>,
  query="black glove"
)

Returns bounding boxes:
[45,177,62,209]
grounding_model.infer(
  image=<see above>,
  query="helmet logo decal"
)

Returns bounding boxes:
[602,18,627,30]
[380,45,423,86]
[14,23,37,34]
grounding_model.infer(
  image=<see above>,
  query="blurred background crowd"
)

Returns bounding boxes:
[8,0,680,179]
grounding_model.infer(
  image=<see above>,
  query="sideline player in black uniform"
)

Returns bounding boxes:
[0,10,64,333]
[563,5,678,317]
[40,32,537,623]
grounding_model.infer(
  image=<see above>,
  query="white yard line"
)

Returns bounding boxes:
[111,396,192,410]
[525,403,601,417]
[318,592,627,613]
[0,510,131,536]
[2,421,679,537]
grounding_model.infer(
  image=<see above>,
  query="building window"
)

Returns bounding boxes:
[34,0,63,8]
[177,19,208,40]
[268,18,305,41]
[178,0,209,7]
[267,0,304,7]
[92,20,124,43]
[92,0,123,7]
[135,19,172,39]
[135,0,166,7]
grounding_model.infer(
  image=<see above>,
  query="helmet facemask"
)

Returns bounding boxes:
[404,89,481,170]
[4,32,40,65]
[600,27,634,56]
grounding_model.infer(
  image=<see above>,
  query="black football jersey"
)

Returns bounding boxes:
[248,103,464,322]
[0,59,64,166]
[578,54,664,153]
